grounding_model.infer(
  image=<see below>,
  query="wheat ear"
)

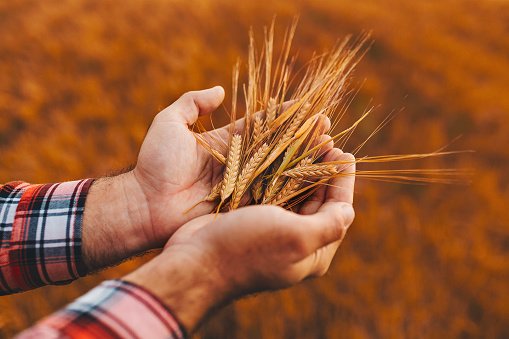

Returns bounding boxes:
[274,102,311,150]
[220,133,242,201]
[272,158,313,205]
[272,177,302,206]
[251,178,264,203]
[210,148,226,165]
[262,175,285,204]
[282,163,338,178]
[231,143,269,209]
[252,116,264,142]
[266,97,277,128]
[205,181,221,201]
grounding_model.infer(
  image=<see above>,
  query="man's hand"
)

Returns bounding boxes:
[132,86,229,245]
[124,149,355,333]
[82,87,228,270]
[81,87,322,271]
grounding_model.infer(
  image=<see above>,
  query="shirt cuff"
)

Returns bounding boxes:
[16,279,187,339]
[0,179,94,294]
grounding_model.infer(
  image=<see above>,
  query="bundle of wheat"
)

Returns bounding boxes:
[190,19,465,213]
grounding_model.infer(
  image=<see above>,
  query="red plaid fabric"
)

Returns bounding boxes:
[16,280,186,339]
[0,180,93,294]
[1,180,186,338]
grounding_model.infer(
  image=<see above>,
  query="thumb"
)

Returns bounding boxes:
[300,202,355,254]
[162,86,225,125]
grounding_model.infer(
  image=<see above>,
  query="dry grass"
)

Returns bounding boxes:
[192,21,465,214]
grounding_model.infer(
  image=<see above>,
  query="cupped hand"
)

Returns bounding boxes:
[124,148,355,333]
[131,87,230,247]
[130,87,320,248]
[82,87,334,271]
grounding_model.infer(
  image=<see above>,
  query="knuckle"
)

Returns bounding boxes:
[311,249,331,278]
[307,265,327,279]
[315,263,331,277]
[259,205,285,224]
[152,112,161,124]
[330,211,346,238]
[343,152,355,161]
[180,91,194,102]
[152,111,167,126]
[288,231,310,258]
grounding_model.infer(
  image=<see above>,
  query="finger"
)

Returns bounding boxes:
[294,239,342,279]
[165,213,218,248]
[314,134,334,159]
[312,114,331,135]
[322,146,343,163]
[298,183,327,215]
[209,100,297,141]
[325,151,355,204]
[161,86,225,125]
[310,240,342,278]
[297,145,339,215]
[299,201,354,254]
[303,115,332,159]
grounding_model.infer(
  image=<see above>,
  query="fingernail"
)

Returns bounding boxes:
[341,203,355,227]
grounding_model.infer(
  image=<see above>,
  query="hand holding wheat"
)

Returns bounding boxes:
[126,86,232,248]
[125,145,355,332]
[96,81,336,259]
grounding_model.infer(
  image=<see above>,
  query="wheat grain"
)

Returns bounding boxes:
[220,134,242,201]
[266,97,277,127]
[262,175,285,204]
[205,181,221,201]
[231,143,269,209]
[210,147,226,165]
[252,116,264,142]
[271,158,312,205]
[274,102,311,150]
[282,163,338,178]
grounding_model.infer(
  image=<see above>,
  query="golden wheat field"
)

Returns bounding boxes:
[1,0,508,338]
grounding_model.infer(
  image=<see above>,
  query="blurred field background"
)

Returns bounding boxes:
[1,0,508,337]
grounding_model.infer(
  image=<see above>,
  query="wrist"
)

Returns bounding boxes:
[82,172,152,271]
[123,245,229,333]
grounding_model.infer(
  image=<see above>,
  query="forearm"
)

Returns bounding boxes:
[1,175,190,338]
[123,243,228,334]
[81,172,153,271]
[0,173,154,294]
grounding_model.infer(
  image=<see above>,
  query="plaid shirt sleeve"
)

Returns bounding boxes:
[1,181,187,338]
[15,279,187,339]
[0,180,93,295]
